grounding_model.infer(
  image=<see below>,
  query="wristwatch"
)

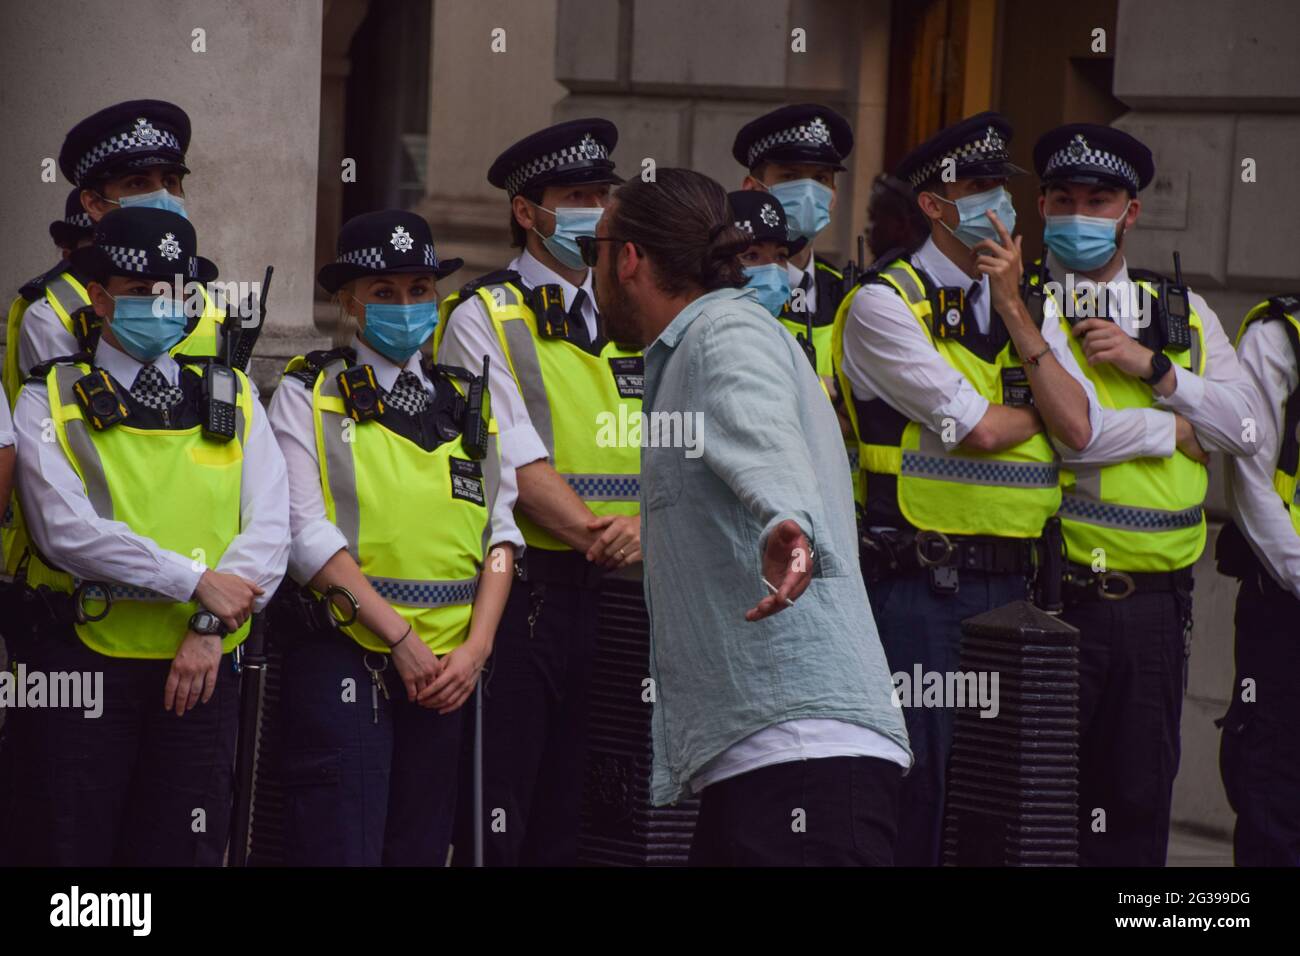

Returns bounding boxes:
[1143,351,1172,386]
[189,609,228,636]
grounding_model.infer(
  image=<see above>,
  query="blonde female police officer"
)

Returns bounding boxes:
[267,210,518,866]
[0,207,288,866]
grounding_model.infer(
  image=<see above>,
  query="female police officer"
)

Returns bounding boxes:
[267,210,519,866]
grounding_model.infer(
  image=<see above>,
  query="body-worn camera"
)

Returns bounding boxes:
[72,368,129,430]
[528,283,570,339]
[337,364,385,421]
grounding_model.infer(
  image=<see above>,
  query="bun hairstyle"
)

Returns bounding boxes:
[608,168,748,295]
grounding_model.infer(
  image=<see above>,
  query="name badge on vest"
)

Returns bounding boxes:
[1001,366,1034,407]
[608,356,644,399]
[449,457,486,506]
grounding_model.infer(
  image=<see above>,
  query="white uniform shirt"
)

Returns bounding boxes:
[1227,319,1300,599]
[840,237,1102,452]
[13,339,289,609]
[437,249,598,472]
[789,254,818,315]
[18,297,80,381]
[0,391,13,448]
[267,336,522,587]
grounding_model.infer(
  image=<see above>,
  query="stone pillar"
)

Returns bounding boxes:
[551,0,892,267]
[0,0,324,394]
[414,0,566,283]
[1112,0,1300,841]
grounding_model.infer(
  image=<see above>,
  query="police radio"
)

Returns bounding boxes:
[1161,252,1192,352]
[1021,263,1047,330]
[462,354,491,461]
[73,369,128,430]
[528,284,570,339]
[337,364,385,421]
[202,363,239,442]
[931,287,968,340]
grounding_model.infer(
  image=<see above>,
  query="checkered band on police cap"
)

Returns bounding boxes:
[504,133,609,196]
[339,246,387,269]
[906,124,1011,188]
[746,116,834,168]
[103,245,150,273]
[74,117,183,185]
[1043,133,1140,192]
[66,210,93,229]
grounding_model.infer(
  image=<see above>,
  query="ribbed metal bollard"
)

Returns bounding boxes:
[578,570,699,866]
[943,599,1080,867]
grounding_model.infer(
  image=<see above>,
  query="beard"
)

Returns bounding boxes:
[596,257,644,348]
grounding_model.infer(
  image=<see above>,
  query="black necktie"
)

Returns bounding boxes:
[567,289,592,348]
[130,365,183,412]
[386,370,430,415]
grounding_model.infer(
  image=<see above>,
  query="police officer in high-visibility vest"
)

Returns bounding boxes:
[734,104,855,386]
[1216,294,1300,866]
[7,99,227,390]
[832,112,1100,866]
[1029,123,1262,866]
[266,210,518,866]
[0,207,289,865]
[436,118,640,866]
[728,190,794,321]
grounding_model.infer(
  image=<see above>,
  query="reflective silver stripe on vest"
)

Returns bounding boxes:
[1059,494,1204,531]
[564,473,640,500]
[318,360,362,560]
[53,366,115,520]
[481,431,501,555]
[46,274,90,322]
[368,575,478,608]
[880,264,925,305]
[901,428,1058,488]
[491,285,556,459]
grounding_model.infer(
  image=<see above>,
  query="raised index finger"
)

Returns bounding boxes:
[985,208,1012,248]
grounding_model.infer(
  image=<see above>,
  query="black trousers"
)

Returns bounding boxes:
[277,626,463,867]
[0,627,239,866]
[453,576,599,866]
[1064,587,1190,867]
[687,756,903,866]
[1219,572,1300,867]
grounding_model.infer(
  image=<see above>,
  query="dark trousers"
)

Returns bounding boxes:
[1219,573,1300,867]
[454,577,598,866]
[866,569,1028,866]
[1064,588,1189,867]
[0,628,239,866]
[278,627,463,866]
[687,756,903,866]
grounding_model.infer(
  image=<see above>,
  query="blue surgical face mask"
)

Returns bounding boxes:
[533,205,603,271]
[767,179,833,242]
[107,188,189,219]
[358,299,439,364]
[930,185,1016,249]
[109,293,188,362]
[1043,202,1130,272]
[743,263,791,317]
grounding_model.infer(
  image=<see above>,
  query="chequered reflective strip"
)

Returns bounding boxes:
[368,576,478,608]
[75,581,171,602]
[104,245,149,273]
[67,211,93,229]
[339,246,386,268]
[746,116,834,167]
[1043,133,1139,191]
[74,124,183,183]
[846,447,860,472]
[907,124,1011,187]
[422,243,437,266]
[565,473,641,501]
[1059,494,1203,531]
[504,133,609,195]
[901,452,1058,488]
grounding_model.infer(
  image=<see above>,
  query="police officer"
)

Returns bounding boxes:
[831,112,1099,866]
[1218,293,1300,866]
[1030,124,1262,866]
[266,210,518,866]
[436,118,641,865]
[0,207,288,865]
[729,190,793,320]
[8,99,227,389]
[734,103,855,383]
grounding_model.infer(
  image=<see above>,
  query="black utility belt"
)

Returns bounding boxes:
[269,583,360,638]
[1062,561,1193,603]
[516,548,605,590]
[861,529,1038,577]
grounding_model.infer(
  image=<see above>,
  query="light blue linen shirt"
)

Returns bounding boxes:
[641,286,910,805]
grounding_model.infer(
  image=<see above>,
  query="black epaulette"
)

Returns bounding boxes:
[286,347,355,388]
[1128,267,1170,286]
[25,351,93,384]
[432,361,477,386]
[457,269,523,299]
[1267,294,1300,317]
[17,260,73,303]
